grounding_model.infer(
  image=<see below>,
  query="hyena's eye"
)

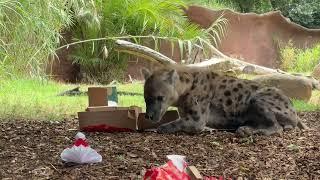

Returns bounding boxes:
[157,96,164,101]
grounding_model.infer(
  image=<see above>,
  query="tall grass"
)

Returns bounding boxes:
[280,42,320,73]
[0,0,74,79]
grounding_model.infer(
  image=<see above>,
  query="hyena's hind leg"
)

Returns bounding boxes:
[260,87,309,131]
[236,98,283,137]
[276,112,309,130]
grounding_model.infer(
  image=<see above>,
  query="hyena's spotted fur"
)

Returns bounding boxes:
[142,66,308,137]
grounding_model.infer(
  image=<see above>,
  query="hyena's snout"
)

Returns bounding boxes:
[145,107,161,122]
[145,111,154,120]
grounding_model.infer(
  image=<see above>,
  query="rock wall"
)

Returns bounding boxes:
[185,6,320,68]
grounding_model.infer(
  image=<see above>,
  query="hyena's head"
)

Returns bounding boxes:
[141,67,179,122]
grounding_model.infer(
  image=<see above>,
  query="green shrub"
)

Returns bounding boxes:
[280,42,320,73]
[280,41,297,71]
[271,0,320,29]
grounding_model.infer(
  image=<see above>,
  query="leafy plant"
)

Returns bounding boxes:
[67,0,228,83]
[280,42,320,73]
[279,41,297,71]
[271,0,320,29]
[213,0,320,28]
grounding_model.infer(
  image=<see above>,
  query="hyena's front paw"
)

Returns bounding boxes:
[236,126,254,137]
[283,124,294,131]
[157,124,179,134]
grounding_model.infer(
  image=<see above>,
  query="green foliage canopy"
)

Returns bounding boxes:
[218,0,320,28]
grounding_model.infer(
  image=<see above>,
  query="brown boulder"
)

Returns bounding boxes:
[312,64,320,80]
[252,74,313,101]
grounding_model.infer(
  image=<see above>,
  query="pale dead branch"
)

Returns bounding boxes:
[114,39,287,75]
[114,40,176,65]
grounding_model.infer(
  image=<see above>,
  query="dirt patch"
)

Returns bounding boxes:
[0,112,319,179]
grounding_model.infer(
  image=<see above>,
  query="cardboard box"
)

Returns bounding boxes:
[80,86,179,132]
[186,166,203,180]
[78,108,179,131]
[78,106,142,131]
[88,87,108,106]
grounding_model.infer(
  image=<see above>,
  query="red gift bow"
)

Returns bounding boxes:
[144,160,190,180]
[73,138,89,147]
[81,124,134,132]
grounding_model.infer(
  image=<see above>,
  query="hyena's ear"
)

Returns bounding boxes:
[166,69,178,84]
[141,68,151,80]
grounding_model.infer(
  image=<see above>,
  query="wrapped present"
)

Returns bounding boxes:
[144,155,190,180]
[60,132,102,164]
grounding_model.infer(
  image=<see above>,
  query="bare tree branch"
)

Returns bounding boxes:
[114,40,176,64]
[114,39,286,75]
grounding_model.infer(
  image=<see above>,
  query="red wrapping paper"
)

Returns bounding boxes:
[144,160,190,180]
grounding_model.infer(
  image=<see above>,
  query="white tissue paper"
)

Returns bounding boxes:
[166,155,187,172]
[108,101,118,107]
[60,132,102,164]
[75,132,86,140]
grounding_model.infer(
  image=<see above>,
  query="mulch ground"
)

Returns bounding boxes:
[0,112,319,180]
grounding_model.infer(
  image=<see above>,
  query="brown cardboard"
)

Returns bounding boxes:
[137,110,179,130]
[88,87,108,107]
[186,166,203,180]
[78,107,142,130]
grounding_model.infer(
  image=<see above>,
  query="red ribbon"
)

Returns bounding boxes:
[73,138,89,147]
[81,124,134,132]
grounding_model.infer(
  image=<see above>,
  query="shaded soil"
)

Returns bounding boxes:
[0,112,319,179]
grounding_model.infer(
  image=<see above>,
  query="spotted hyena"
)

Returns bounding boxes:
[141,66,308,137]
